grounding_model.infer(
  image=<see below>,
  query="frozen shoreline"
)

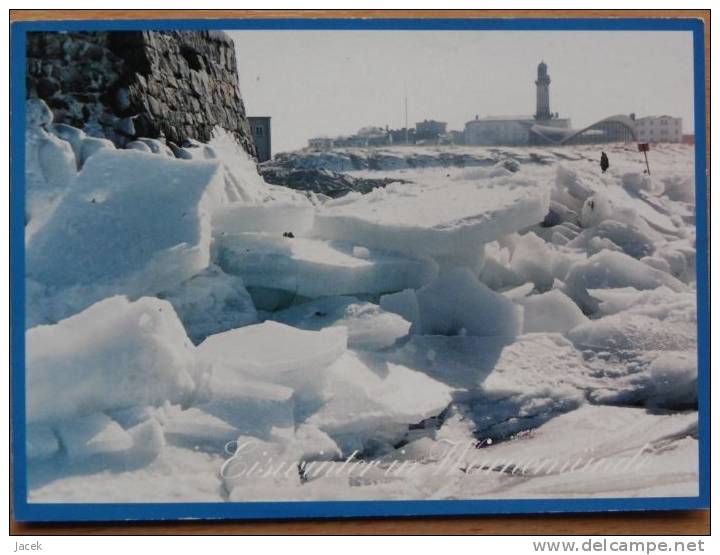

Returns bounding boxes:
[24,102,698,502]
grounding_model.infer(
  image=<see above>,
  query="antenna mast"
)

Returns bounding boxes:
[404,83,409,145]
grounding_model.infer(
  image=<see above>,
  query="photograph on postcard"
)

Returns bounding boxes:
[11,18,708,519]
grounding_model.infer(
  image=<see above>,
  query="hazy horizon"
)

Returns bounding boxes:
[229,30,695,154]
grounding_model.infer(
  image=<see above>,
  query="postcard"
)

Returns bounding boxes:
[10,14,709,522]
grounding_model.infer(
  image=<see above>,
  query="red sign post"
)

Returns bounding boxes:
[638,143,651,175]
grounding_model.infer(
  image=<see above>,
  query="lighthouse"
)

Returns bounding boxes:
[534,61,552,121]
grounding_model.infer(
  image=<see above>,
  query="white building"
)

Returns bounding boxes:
[465,115,535,146]
[634,115,683,143]
[465,115,571,146]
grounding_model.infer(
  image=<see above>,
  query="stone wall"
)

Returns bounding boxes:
[26,30,256,156]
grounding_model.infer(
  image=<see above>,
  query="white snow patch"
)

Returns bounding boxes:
[198,321,347,402]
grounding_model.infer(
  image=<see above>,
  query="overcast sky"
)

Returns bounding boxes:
[229,30,695,154]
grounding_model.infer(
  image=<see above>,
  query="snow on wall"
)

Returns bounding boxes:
[26,31,256,154]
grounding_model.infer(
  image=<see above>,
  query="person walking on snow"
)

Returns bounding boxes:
[600,151,609,173]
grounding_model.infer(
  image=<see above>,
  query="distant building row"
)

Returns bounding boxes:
[307,120,463,150]
[463,113,684,147]
[308,114,685,151]
[465,114,685,147]
[307,62,686,150]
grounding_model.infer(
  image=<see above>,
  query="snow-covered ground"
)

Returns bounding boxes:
[24,99,699,502]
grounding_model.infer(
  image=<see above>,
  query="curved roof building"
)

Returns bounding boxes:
[529,115,638,146]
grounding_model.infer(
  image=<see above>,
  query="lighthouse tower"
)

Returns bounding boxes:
[534,61,552,121]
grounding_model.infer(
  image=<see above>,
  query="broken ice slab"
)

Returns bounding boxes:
[508,231,575,292]
[417,268,523,338]
[26,296,200,424]
[312,178,550,262]
[199,365,295,441]
[214,233,438,298]
[26,149,232,326]
[197,321,347,402]
[271,296,411,350]
[378,270,524,339]
[306,351,453,455]
[126,418,166,459]
[518,289,587,334]
[157,405,239,449]
[158,367,296,448]
[564,249,687,314]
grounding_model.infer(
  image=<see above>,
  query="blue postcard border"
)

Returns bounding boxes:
[10,16,710,522]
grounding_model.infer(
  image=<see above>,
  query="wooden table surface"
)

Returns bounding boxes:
[10,8,710,536]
